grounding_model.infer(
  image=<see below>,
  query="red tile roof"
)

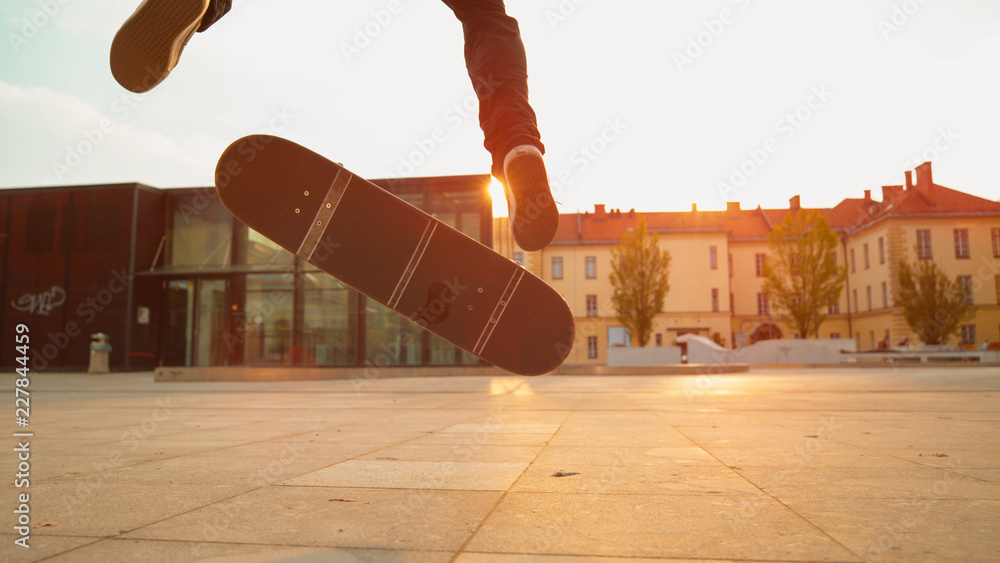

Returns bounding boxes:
[551,163,1000,246]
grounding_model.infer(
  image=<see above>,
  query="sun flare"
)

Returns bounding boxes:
[489,177,508,218]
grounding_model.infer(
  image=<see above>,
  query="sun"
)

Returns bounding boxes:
[489,177,509,218]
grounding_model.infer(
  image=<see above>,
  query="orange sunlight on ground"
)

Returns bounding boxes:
[489,177,508,218]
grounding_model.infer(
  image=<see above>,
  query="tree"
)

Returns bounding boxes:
[896,258,976,345]
[609,216,671,347]
[761,208,846,339]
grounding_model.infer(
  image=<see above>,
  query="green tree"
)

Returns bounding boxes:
[761,208,846,339]
[609,216,671,347]
[896,258,976,345]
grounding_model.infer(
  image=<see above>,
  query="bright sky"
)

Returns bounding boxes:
[2,0,999,216]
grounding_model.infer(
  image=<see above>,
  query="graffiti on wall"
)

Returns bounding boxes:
[11,286,67,316]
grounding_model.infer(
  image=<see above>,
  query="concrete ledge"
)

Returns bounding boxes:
[844,350,1000,363]
[553,363,750,376]
[154,365,507,382]
[607,347,682,366]
[154,363,751,382]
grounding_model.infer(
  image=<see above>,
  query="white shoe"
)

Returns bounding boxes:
[502,145,558,251]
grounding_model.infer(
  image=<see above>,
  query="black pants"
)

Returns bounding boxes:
[199,0,542,182]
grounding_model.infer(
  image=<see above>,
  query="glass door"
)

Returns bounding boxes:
[161,278,229,367]
[196,279,228,366]
[163,280,195,366]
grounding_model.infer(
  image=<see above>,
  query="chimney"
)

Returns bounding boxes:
[915,161,933,188]
[863,190,872,203]
[789,195,801,210]
[691,203,698,212]
[594,204,607,220]
[914,162,935,205]
[726,201,741,212]
[905,170,914,190]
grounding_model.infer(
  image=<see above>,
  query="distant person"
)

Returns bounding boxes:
[109,0,558,251]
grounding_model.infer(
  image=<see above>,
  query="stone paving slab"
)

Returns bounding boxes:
[0,367,997,562]
[283,460,529,491]
[462,492,857,561]
[46,539,453,563]
[124,486,502,552]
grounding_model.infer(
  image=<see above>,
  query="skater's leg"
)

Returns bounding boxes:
[441,0,557,251]
[441,0,542,180]
[110,0,232,93]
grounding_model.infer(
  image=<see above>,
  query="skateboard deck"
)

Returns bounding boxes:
[215,135,574,375]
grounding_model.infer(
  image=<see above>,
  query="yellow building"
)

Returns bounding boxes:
[828,162,1000,350]
[495,162,1000,365]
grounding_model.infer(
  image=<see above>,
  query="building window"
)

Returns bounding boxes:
[728,253,733,277]
[993,228,1000,258]
[866,286,872,311]
[711,288,719,312]
[996,275,1000,304]
[757,293,769,315]
[513,252,523,265]
[863,243,870,270]
[882,281,889,309]
[954,229,970,259]
[710,246,718,270]
[587,336,598,359]
[586,294,598,318]
[829,300,839,315]
[917,229,932,259]
[552,257,563,280]
[830,332,841,339]
[849,249,856,273]
[730,292,735,312]
[961,325,976,346]
[958,275,974,305]
[755,254,766,277]
[878,237,886,265]
[655,334,662,347]
[853,289,859,313]
[585,256,597,279]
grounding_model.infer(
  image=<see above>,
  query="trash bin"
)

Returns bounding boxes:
[88,333,112,373]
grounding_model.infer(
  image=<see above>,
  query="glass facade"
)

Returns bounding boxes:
[148,174,493,369]
[0,175,492,371]
[300,272,355,366]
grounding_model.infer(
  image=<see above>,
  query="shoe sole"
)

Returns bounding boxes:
[110,0,209,93]
[505,152,558,252]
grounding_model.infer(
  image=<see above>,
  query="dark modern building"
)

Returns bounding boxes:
[1,176,493,372]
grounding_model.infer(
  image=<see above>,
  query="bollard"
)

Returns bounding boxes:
[88,333,112,373]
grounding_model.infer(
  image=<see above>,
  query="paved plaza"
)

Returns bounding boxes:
[1,366,998,562]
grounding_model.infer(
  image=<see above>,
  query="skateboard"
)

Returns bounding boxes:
[215,135,575,375]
